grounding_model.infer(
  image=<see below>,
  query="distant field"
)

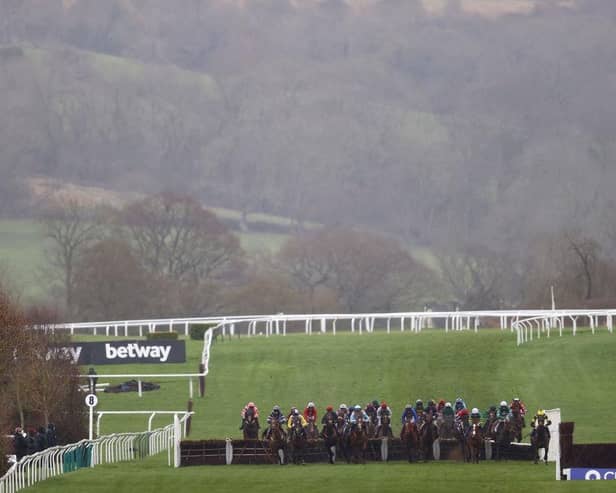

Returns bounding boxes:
[22,457,609,493]
[77,329,615,443]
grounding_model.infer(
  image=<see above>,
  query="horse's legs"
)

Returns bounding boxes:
[544,443,549,464]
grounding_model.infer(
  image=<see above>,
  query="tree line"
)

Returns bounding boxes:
[38,193,616,323]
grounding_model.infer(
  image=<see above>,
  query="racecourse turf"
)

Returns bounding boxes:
[21,328,613,492]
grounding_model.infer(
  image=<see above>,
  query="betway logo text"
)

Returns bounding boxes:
[105,343,172,363]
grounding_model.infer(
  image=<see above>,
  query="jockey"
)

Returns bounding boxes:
[470,408,482,424]
[530,409,552,438]
[437,400,446,413]
[456,408,470,431]
[376,401,392,425]
[287,408,307,429]
[349,404,370,428]
[498,401,510,420]
[239,402,259,430]
[425,399,438,417]
[454,397,467,413]
[510,397,527,427]
[303,402,318,424]
[267,405,286,426]
[321,405,337,424]
[401,404,418,424]
[442,402,455,419]
[365,402,377,423]
[338,404,350,422]
[414,399,425,415]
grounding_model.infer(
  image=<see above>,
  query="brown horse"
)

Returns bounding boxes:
[376,413,394,439]
[465,423,483,464]
[305,417,320,440]
[264,419,287,465]
[348,420,368,464]
[400,419,419,463]
[509,411,524,443]
[287,416,307,464]
[242,413,260,440]
[488,418,515,461]
[321,417,339,464]
[419,412,438,461]
[531,416,551,464]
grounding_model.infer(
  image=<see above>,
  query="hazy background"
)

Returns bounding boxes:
[1,0,615,320]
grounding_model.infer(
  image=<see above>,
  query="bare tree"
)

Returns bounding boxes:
[566,232,599,301]
[40,199,103,316]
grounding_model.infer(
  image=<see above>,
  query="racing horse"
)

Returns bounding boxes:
[264,419,287,465]
[305,416,320,440]
[531,415,551,464]
[376,413,394,439]
[509,410,524,443]
[465,423,483,464]
[348,419,369,464]
[242,411,260,440]
[400,418,419,463]
[321,416,340,464]
[335,416,350,462]
[419,411,438,461]
[489,418,515,461]
[287,415,307,464]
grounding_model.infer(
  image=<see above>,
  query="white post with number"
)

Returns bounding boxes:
[85,393,98,440]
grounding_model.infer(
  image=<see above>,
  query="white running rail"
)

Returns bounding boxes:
[0,412,192,493]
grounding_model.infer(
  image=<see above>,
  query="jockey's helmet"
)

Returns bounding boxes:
[308,401,315,408]
[405,404,413,409]
[381,402,388,409]
[514,397,520,402]
[273,405,280,411]
[500,401,507,407]
[456,397,463,403]
[293,409,300,415]
[471,408,480,415]
[354,404,362,411]
[372,399,379,407]
[248,402,255,408]
[326,405,333,411]
[445,402,452,408]
[416,399,423,406]
[537,409,545,417]
[340,403,347,410]
[428,399,435,406]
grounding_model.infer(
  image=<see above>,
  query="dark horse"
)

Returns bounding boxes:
[489,418,514,461]
[321,417,340,464]
[376,413,394,439]
[531,416,551,464]
[400,418,419,463]
[348,420,368,464]
[509,410,524,443]
[287,416,307,464]
[242,412,260,440]
[335,416,350,463]
[419,412,438,461]
[263,419,287,465]
[465,423,483,464]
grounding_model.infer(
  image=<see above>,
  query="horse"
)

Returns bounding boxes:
[335,416,350,463]
[287,416,307,465]
[348,420,368,464]
[321,417,339,464]
[400,418,419,463]
[455,417,471,461]
[531,416,551,464]
[419,412,438,461]
[264,419,287,465]
[305,417,320,440]
[242,412,260,440]
[376,413,394,439]
[489,418,514,461]
[437,412,456,440]
[509,410,524,443]
[465,423,483,464]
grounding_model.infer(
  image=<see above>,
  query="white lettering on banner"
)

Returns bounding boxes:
[104,343,172,362]
[585,470,601,480]
[46,346,82,364]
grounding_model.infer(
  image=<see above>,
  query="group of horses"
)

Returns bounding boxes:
[241,409,551,465]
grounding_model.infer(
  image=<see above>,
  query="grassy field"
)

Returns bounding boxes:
[22,456,614,493]
[16,328,616,492]
[82,329,615,442]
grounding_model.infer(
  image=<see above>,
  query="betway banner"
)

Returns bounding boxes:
[50,340,186,365]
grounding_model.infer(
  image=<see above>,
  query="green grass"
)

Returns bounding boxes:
[81,329,615,443]
[23,456,613,493]
[18,329,615,492]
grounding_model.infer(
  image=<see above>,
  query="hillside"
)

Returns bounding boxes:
[91,330,616,443]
